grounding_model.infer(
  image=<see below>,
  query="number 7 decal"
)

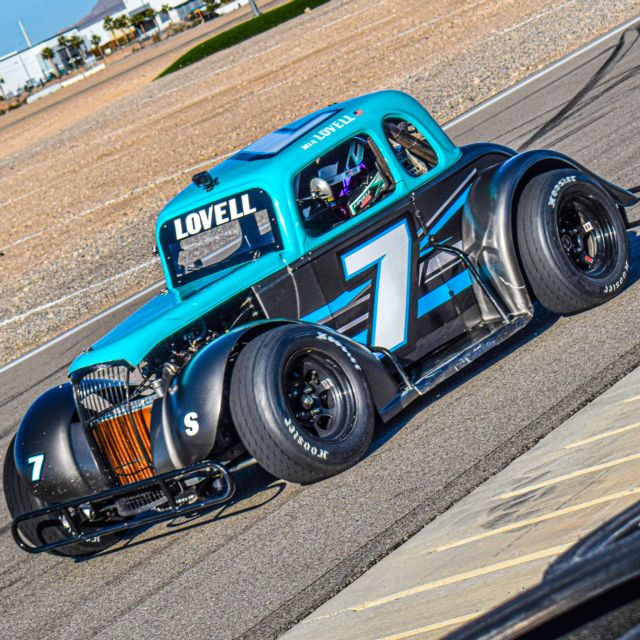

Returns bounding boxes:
[27,453,45,482]
[341,219,412,351]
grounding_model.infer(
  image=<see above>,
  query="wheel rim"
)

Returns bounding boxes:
[556,192,619,278]
[283,349,356,443]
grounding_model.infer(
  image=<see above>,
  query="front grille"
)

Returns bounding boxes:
[73,364,155,485]
[115,488,166,516]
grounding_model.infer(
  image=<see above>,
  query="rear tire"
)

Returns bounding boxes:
[230,325,375,484]
[516,169,629,314]
[3,437,121,557]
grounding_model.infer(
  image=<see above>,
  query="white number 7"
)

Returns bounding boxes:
[27,454,45,482]
[341,219,411,351]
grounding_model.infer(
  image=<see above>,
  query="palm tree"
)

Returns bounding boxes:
[144,8,160,32]
[114,15,131,44]
[131,13,147,39]
[41,47,60,77]
[103,15,118,48]
[69,34,87,66]
[204,0,219,17]
[91,34,104,58]
[160,4,173,24]
[57,35,75,70]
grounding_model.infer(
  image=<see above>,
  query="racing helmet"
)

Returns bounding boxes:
[316,137,367,193]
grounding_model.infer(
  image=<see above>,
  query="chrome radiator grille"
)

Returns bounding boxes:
[73,364,155,485]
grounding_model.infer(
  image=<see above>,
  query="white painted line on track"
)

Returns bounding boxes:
[0,281,163,375]
[2,14,639,375]
[444,14,640,130]
[308,544,570,619]
[498,1,576,37]
[496,452,640,500]
[423,487,640,554]
[0,240,238,373]
[387,0,487,43]
[376,611,487,640]
[565,422,640,449]
[0,260,157,330]
[0,151,234,253]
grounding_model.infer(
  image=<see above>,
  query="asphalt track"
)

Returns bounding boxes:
[2,18,640,640]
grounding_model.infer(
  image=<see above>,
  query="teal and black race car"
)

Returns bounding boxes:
[4,90,638,556]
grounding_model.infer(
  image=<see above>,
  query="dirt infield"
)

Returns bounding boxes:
[1,0,639,364]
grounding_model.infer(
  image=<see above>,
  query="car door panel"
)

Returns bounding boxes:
[257,152,507,369]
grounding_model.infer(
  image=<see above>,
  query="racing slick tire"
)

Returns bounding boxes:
[3,437,122,557]
[516,169,629,314]
[230,325,375,484]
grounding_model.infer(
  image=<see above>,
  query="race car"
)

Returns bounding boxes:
[4,90,638,556]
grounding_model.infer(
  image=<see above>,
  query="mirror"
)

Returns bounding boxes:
[309,177,333,201]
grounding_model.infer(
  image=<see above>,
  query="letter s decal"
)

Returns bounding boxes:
[184,412,200,436]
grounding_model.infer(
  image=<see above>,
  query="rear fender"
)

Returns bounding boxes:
[151,320,399,472]
[13,383,112,502]
[465,149,638,318]
[491,149,637,212]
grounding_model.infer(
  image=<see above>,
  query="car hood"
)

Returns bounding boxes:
[68,253,286,375]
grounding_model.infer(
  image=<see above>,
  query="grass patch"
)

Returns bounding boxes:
[157,0,333,78]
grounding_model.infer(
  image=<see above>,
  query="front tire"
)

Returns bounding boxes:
[230,325,375,484]
[3,437,121,557]
[516,169,629,314]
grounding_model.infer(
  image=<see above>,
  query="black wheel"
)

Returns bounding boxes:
[516,169,629,314]
[229,325,375,484]
[3,437,121,557]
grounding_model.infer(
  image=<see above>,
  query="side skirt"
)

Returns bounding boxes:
[378,315,531,420]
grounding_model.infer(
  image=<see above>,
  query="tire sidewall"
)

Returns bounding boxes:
[250,326,374,475]
[531,170,629,303]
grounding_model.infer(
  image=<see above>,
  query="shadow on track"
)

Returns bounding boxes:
[77,466,286,562]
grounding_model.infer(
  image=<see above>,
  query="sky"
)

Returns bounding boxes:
[0,0,97,58]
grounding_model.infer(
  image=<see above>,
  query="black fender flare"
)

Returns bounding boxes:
[465,149,638,317]
[151,319,399,473]
[492,148,637,213]
[12,383,112,502]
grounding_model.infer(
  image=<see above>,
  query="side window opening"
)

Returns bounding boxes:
[295,135,395,237]
[384,118,438,178]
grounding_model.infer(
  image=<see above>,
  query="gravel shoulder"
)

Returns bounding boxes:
[1,15,640,640]
[1,0,639,365]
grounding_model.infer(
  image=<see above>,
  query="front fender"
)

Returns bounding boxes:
[13,383,112,502]
[150,330,243,473]
[150,320,400,472]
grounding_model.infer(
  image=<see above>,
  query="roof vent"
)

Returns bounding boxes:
[192,171,218,192]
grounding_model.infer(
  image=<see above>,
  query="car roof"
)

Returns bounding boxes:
[155,90,442,228]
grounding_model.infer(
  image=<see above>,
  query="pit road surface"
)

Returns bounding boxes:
[2,18,640,640]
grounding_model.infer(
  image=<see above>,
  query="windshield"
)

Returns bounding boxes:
[160,188,281,287]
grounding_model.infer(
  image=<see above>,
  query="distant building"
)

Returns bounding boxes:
[169,0,204,22]
[0,0,189,97]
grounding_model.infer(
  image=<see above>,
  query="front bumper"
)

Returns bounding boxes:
[12,461,235,554]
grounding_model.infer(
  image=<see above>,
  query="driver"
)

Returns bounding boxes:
[297,136,391,233]
[308,137,386,220]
